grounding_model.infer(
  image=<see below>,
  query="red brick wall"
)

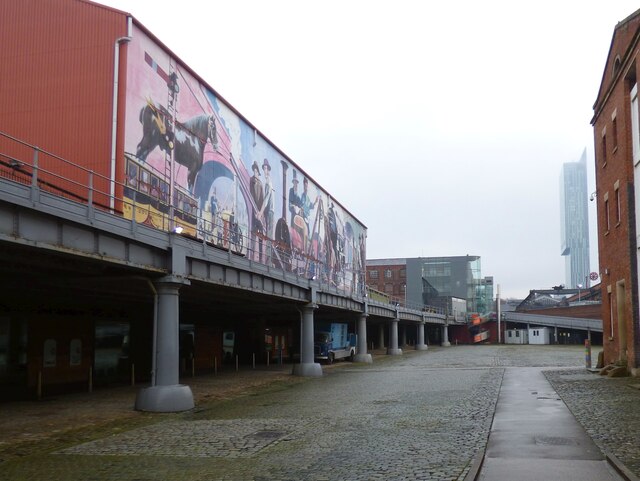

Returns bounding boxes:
[450,324,474,344]
[592,14,640,369]
[524,304,602,319]
[366,263,407,302]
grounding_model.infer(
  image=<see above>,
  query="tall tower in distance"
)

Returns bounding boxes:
[560,149,590,288]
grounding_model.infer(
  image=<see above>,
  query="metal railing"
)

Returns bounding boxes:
[0,131,368,297]
[0,131,112,210]
[365,287,447,316]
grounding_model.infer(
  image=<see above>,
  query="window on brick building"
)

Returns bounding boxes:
[605,196,610,232]
[612,111,618,151]
[384,283,393,294]
[385,269,392,279]
[601,131,607,166]
[400,269,406,278]
[369,270,378,279]
[615,185,621,225]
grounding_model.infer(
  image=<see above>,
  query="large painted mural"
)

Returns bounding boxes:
[123,27,366,294]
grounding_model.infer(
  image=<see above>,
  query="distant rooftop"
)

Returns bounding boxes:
[367,258,407,266]
[367,255,481,267]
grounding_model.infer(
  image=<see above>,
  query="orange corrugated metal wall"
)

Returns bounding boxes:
[0,0,128,205]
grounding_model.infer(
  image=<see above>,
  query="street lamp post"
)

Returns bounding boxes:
[497,284,501,344]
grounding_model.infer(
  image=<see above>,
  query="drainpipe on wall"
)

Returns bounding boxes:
[146,279,159,387]
[110,16,133,211]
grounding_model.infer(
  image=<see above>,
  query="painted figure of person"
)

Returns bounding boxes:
[261,158,275,239]
[326,202,341,284]
[300,177,318,233]
[250,161,264,261]
[209,188,219,242]
[288,169,302,226]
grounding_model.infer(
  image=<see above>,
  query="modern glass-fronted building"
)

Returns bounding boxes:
[560,149,590,288]
[366,256,493,316]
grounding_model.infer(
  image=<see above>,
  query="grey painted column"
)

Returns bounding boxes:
[293,303,323,377]
[416,321,428,350]
[378,323,385,349]
[387,317,403,355]
[136,275,194,412]
[442,323,451,347]
[354,313,373,363]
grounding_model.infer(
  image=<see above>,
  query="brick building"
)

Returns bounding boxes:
[592,8,640,373]
[365,259,407,303]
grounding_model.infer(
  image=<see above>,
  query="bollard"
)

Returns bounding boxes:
[192,358,195,377]
[88,366,93,393]
[585,339,592,369]
[131,363,135,386]
[214,356,218,375]
[37,370,42,400]
[235,354,239,372]
[252,353,256,369]
[267,351,270,367]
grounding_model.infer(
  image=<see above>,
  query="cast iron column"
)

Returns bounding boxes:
[387,315,402,355]
[416,321,428,350]
[135,275,194,412]
[354,313,373,363]
[293,303,323,377]
[442,323,451,347]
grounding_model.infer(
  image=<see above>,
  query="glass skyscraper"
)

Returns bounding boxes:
[560,149,590,288]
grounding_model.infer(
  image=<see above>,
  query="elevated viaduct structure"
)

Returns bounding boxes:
[503,311,603,345]
[0,133,450,410]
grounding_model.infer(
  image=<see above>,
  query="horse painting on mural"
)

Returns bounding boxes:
[135,99,218,191]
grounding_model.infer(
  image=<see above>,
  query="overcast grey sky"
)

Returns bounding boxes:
[100,0,639,299]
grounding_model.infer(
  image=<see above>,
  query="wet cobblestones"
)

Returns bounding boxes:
[59,419,304,458]
[545,368,640,478]
[0,345,603,481]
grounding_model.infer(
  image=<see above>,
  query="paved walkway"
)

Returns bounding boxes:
[478,367,623,481]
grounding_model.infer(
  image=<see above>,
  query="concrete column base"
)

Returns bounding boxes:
[353,353,373,363]
[442,341,451,347]
[135,384,194,412]
[415,344,428,351]
[292,362,323,377]
[387,348,403,356]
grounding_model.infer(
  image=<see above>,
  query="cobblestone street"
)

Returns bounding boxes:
[545,368,640,478]
[1,345,630,481]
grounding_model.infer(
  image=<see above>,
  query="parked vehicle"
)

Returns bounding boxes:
[314,323,356,363]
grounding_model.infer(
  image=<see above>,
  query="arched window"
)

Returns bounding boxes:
[613,55,622,77]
